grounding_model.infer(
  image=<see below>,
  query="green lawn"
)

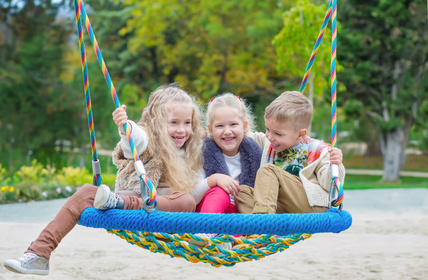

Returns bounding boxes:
[344,174,428,190]
[344,154,428,172]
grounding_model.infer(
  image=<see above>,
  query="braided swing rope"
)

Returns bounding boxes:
[75,0,351,267]
[74,2,101,186]
[74,0,157,210]
[329,0,344,208]
[297,0,344,209]
[298,0,332,93]
[108,230,312,267]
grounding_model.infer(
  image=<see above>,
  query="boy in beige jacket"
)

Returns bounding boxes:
[236,91,345,214]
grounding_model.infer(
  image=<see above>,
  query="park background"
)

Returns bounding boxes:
[0,0,427,203]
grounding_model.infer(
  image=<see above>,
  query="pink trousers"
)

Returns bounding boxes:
[26,184,196,259]
[196,186,238,214]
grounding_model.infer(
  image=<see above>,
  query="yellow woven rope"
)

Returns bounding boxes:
[107,229,312,267]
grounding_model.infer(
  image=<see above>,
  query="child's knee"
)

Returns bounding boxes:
[78,184,99,194]
[257,163,276,175]
[159,191,196,212]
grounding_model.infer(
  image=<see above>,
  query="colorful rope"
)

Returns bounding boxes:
[74,0,156,207]
[298,0,344,208]
[330,0,344,207]
[107,230,312,267]
[298,0,332,93]
[73,0,101,186]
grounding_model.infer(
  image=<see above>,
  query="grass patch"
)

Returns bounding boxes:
[344,174,428,190]
[344,154,428,172]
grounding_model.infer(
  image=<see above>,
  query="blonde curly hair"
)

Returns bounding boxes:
[136,84,203,192]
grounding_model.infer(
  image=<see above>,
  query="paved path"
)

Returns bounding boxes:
[0,188,427,224]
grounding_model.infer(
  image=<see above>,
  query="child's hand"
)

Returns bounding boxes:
[208,174,240,196]
[112,105,129,135]
[329,147,343,166]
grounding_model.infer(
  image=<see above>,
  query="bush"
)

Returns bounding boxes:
[0,185,19,202]
[0,160,116,203]
[55,166,92,186]
[13,160,46,185]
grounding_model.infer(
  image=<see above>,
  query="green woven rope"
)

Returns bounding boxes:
[108,230,311,267]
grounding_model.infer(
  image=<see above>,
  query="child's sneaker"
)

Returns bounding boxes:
[4,253,49,275]
[94,184,124,210]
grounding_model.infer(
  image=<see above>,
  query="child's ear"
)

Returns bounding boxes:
[207,125,213,136]
[243,121,248,134]
[298,128,307,140]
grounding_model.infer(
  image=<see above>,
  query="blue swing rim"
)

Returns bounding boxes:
[79,207,352,236]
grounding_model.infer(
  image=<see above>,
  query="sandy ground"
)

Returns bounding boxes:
[0,188,427,280]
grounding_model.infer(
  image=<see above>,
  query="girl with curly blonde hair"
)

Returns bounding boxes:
[4,84,207,276]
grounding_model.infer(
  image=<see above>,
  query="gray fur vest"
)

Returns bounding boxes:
[203,137,262,188]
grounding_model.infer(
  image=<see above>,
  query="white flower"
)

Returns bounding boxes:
[65,186,73,192]
[56,187,62,194]
[42,192,48,198]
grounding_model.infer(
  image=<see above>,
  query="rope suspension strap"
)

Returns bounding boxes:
[329,0,344,209]
[298,0,332,93]
[298,0,344,209]
[74,0,157,212]
[74,0,101,186]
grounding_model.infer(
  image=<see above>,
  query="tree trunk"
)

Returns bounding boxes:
[365,126,381,157]
[380,127,403,181]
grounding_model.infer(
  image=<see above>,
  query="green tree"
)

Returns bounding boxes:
[119,0,292,101]
[273,0,333,94]
[0,0,83,171]
[273,0,336,136]
[338,0,428,181]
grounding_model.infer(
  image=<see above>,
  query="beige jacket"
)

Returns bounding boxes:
[112,144,163,195]
[249,132,346,207]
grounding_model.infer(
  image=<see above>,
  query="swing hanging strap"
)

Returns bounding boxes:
[74,0,157,213]
[329,0,344,209]
[74,1,102,186]
[298,0,344,209]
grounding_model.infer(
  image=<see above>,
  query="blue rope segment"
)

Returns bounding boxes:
[79,208,352,235]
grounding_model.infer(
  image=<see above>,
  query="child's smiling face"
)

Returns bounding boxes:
[166,102,193,148]
[209,107,248,156]
[264,117,306,152]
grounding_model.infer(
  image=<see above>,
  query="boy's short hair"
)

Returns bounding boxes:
[264,91,313,131]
